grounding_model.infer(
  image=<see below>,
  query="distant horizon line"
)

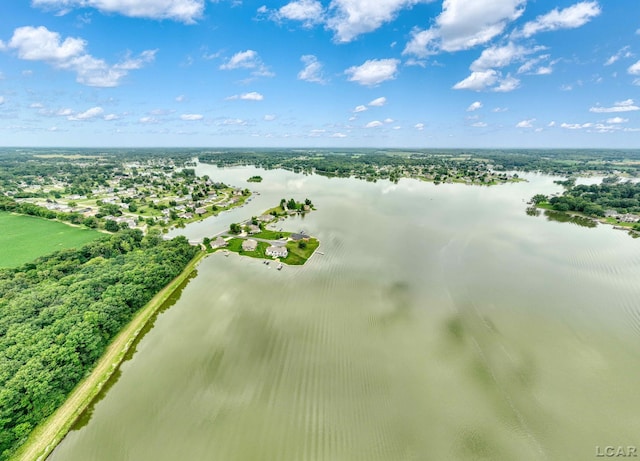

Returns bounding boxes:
[1,146,639,151]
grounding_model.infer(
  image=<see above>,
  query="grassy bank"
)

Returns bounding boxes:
[283,238,320,265]
[11,250,206,461]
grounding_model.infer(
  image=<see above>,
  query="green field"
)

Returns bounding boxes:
[0,212,102,268]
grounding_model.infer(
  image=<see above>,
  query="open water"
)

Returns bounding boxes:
[49,164,640,461]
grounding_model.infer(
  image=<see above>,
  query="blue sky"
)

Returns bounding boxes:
[1,0,639,148]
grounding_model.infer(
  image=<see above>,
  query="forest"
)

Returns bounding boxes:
[0,230,199,460]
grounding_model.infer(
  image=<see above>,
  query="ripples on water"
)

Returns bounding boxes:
[49,170,640,461]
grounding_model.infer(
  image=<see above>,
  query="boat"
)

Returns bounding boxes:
[224,250,229,257]
[277,263,283,270]
[317,251,324,255]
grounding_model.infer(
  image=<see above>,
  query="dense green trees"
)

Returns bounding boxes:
[543,181,640,217]
[0,230,199,459]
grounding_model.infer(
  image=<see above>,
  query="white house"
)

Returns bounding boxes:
[242,239,258,251]
[266,245,288,258]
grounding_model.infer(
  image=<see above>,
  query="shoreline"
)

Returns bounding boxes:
[11,250,207,461]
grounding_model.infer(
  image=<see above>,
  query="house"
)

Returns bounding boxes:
[258,214,273,223]
[266,245,288,258]
[211,237,228,248]
[291,233,308,241]
[247,224,261,234]
[195,207,207,215]
[242,239,258,251]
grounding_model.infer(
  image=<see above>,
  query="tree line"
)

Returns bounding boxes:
[0,230,199,459]
[532,179,640,218]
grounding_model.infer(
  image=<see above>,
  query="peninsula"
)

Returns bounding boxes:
[206,198,319,265]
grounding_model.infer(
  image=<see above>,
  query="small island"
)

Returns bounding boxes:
[247,175,263,183]
[205,199,319,265]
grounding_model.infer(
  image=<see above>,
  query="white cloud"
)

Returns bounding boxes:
[175,95,185,102]
[365,120,383,128]
[493,75,520,92]
[331,132,347,138]
[605,46,632,66]
[628,60,640,75]
[221,118,246,125]
[276,0,324,25]
[493,107,508,112]
[452,70,498,91]
[414,123,425,130]
[263,114,276,121]
[0,96,4,105]
[471,43,543,71]
[32,0,204,23]
[534,66,553,75]
[403,28,440,57]
[5,26,155,87]
[404,0,525,56]
[220,50,273,77]
[327,0,426,43]
[455,71,519,93]
[559,122,615,131]
[354,105,368,113]
[471,121,487,127]
[9,26,85,61]
[68,106,103,121]
[103,114,119,121]
[220,50,259,69]
[368,96,387,106]
[517,54,550,74]
[297,55,326,83]
[467,101,482,111]
[57,108,73,116]
[139,116,157,123]
[384,118,394,123]
[548,121,556,127]
[345,58,399,86]
[516,118,535,128]
[517,1,601,38]
[226,92,264,101]
[589,99,640,113]
[180,113,204,120]
[606,117,628,124]
[241,91,264,101]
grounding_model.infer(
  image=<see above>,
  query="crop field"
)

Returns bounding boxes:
[0,212,102,268]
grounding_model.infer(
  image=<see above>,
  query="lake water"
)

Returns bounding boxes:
[49,164,640,461]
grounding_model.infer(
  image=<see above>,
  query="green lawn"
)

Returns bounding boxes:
[216,236,320,265]
[0,212,102,268]
[251,230,291,240]
[225,238,270,259]
[282,238,320,265]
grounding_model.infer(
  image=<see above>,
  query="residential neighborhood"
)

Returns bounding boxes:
[0,154,252,234]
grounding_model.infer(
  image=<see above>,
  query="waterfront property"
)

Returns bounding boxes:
[241,239,258,252]
[211,236,228,248]
[266,245,288,258]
